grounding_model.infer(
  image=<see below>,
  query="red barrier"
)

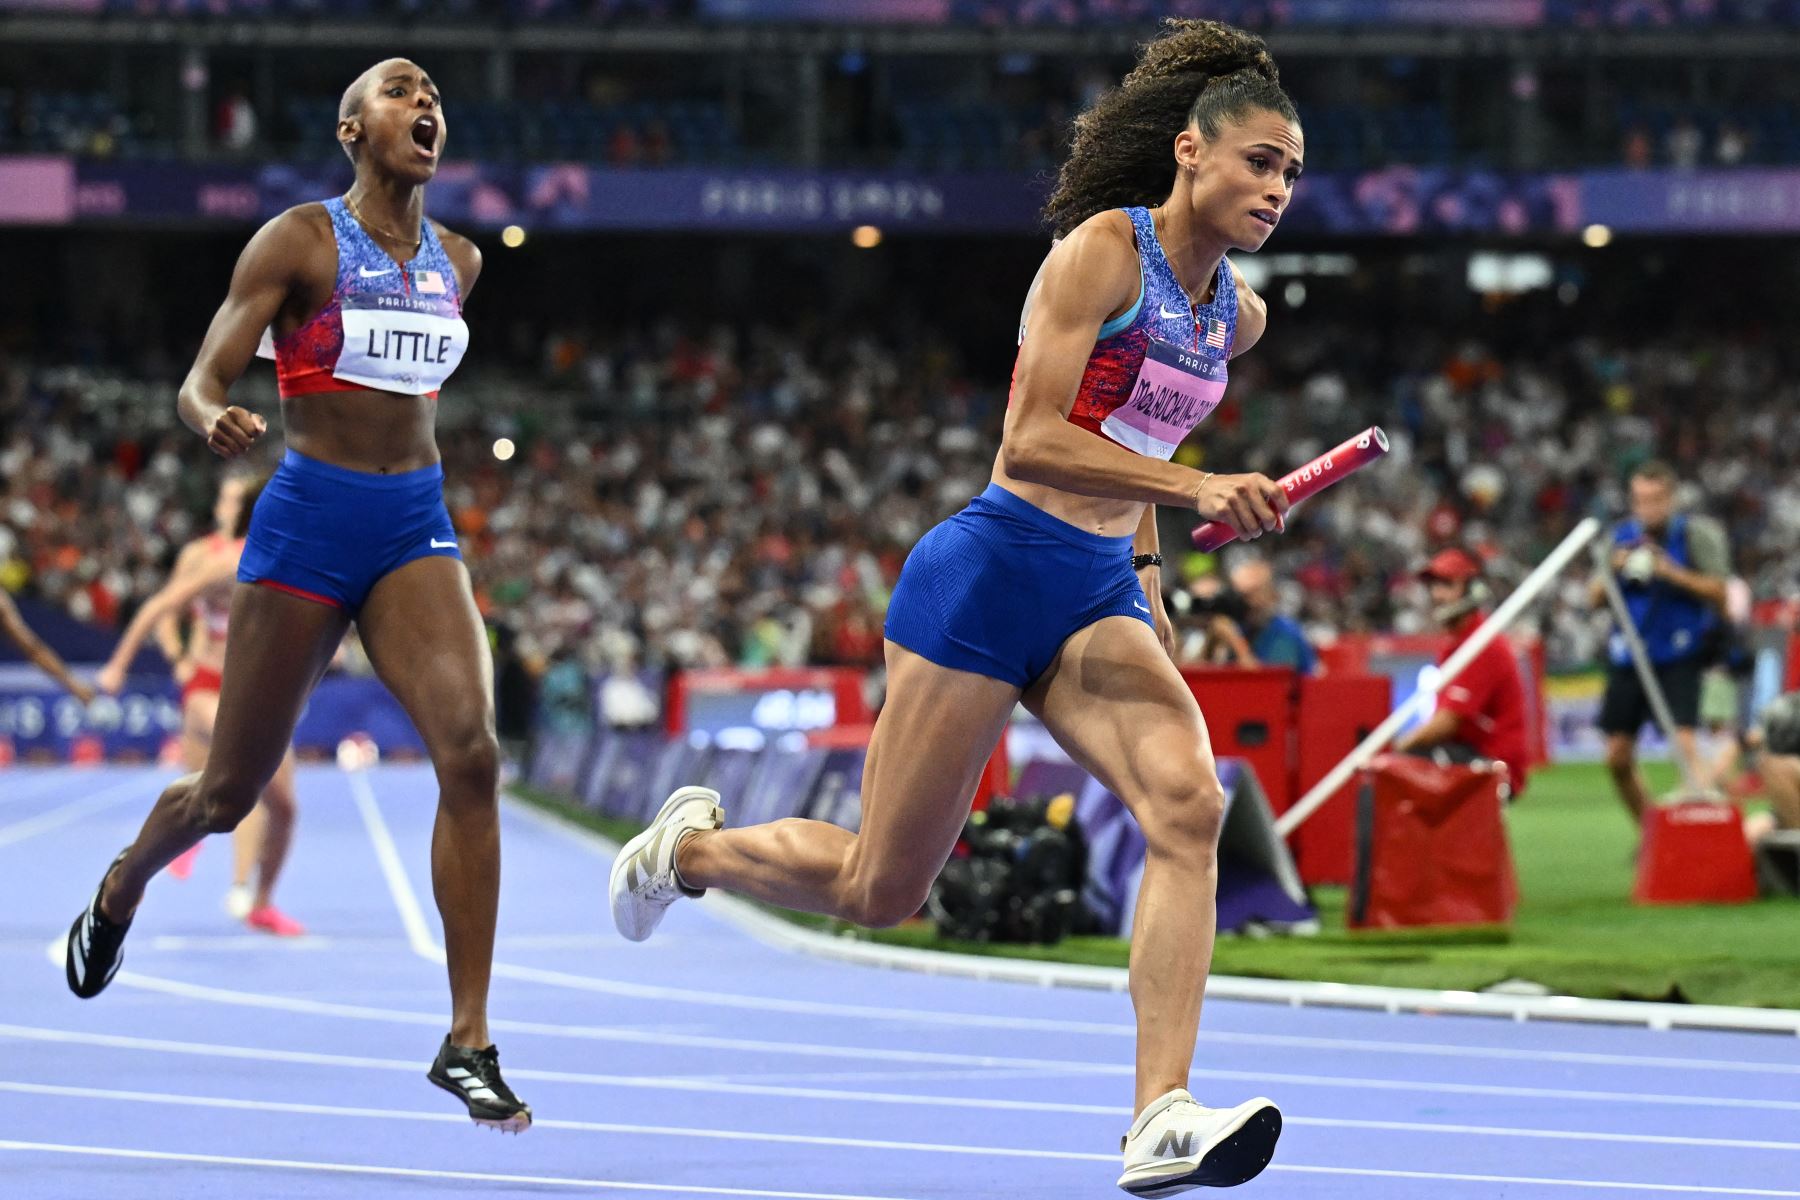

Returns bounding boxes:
[1295,674,1392,885]
[69,735,104,766]
[1633,800,1758,906]
[1180,667,1297,815]
[1349,754,1517,930]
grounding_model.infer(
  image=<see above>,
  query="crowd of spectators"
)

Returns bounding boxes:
[14,0,1799,25]
[3,277,1796,683]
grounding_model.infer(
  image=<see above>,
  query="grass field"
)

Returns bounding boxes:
[516,760,1800,1010]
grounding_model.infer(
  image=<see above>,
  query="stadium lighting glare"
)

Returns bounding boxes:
[852,225,883,249]
[501,225,527,248]
[1582,224,1613,248]
[493,437,516,461]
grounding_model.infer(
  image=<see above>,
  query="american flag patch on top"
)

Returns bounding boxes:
[416,270,447,294]
[1203,318,1228,351]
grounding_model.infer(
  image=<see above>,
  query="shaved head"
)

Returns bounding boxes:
[338,58,420,163]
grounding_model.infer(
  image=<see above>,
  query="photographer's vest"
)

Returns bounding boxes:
[1610,515,1717,667]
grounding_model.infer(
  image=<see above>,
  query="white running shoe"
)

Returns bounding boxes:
[1117,1090,1282,1195]
[223,884,254,920]
[609,786,724,943]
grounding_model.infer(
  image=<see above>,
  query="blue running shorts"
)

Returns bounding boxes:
[884,483,1154,688]
[238,449,462,612]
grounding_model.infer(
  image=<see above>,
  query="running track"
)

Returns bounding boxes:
[2,764,1797,1198]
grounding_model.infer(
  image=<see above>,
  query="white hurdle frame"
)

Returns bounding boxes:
[1274,516,1605,840]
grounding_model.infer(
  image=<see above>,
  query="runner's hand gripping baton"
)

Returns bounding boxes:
[1189,427,1391,552]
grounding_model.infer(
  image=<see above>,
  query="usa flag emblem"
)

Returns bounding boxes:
[416,270,447,294]
[1203,318,1228,350]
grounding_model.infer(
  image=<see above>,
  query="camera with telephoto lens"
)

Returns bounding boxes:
[1761,691,1800,758]
[1620,543,1658,585]
[1173,581,1249,625]
[927,793,1087,945]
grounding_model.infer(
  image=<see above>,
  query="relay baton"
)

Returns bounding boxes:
[1189,426,1390,552]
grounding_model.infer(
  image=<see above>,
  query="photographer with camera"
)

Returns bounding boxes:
[1178,558,1317,674]
[1591,461,1731,831]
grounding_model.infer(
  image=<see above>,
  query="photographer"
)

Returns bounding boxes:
[1178,558,1317,674]
[1738,693,1800,847]
[1590,461,1731,830]
[1393,547,1530,798]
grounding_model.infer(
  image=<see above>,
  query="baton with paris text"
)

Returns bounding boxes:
[1189,426,1391,552]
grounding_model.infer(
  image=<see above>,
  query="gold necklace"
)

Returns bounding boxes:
[344,192,421,251]
[1151,209,1210,313]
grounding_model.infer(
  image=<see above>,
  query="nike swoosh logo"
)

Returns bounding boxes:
[359,266,396,278]
[430,538,457,549]
[1159,303,1189,321]
[1134,601,1152,613]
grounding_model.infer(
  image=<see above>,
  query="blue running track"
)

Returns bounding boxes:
[2,764,1797,1198]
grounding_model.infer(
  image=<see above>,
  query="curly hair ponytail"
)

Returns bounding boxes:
[1042,19,1298,239]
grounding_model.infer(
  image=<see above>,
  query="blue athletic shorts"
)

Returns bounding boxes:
[883,483,1154,688]
[237,449,461,612]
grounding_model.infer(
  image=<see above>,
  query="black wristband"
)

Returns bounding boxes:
[1132,553,1163,571]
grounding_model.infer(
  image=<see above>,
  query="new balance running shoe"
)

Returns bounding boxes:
[609,785,724,942]
[1117,1090,1282,1195]
[427,1035,533,1133]
[66,849,134,999]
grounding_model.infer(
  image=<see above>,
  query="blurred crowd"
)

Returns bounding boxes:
[2,288,1796,681]
[19,0,1800,24]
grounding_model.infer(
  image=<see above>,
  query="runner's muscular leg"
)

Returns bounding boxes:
[1024,616,1225,1115]
[357,556,503,1049]
[677,641,1019,927]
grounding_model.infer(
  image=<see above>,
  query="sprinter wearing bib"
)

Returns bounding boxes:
[611,19,1296,1195]
[64,58,531,1134]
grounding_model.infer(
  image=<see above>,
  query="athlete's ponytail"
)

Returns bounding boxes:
[1042,19,1297,239]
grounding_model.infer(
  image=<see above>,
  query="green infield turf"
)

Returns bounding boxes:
[514,759,1800,1010]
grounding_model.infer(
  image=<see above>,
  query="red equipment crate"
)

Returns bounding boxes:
[1349,754,1517,930]
[1633,800,1758,906]
[1295,673,1392,885]
[1180,667,1297,815]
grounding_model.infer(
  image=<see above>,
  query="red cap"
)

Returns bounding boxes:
[1419,547,1483,584]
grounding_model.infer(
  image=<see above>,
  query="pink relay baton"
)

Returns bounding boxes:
[1189,426,1391,552]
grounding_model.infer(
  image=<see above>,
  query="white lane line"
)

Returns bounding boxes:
[498,793,1800,1077]
[0,1080,1111,1162]
[0,773,159,849]
[344,769,441,961]
[4,1090,1798,1196]
[0,1139,923,1200]
[7,1024,1800,1155]
[39,943,1800,1114]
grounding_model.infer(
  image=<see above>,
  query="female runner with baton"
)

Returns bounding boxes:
[615,20,1305,1193]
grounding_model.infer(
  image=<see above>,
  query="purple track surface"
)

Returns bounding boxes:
[3,764,1797,1199]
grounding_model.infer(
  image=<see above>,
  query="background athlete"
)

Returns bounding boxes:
[64,57,530,1132]
[0,589,95,707]
[96,476,306,936]
[613,19,1297,1194]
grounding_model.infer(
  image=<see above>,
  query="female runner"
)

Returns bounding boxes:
[66,58,529,1131]
[613,19,1300,1193]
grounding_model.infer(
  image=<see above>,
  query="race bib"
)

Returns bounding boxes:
[334,293,468,395]
[1100,337,1227,460]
